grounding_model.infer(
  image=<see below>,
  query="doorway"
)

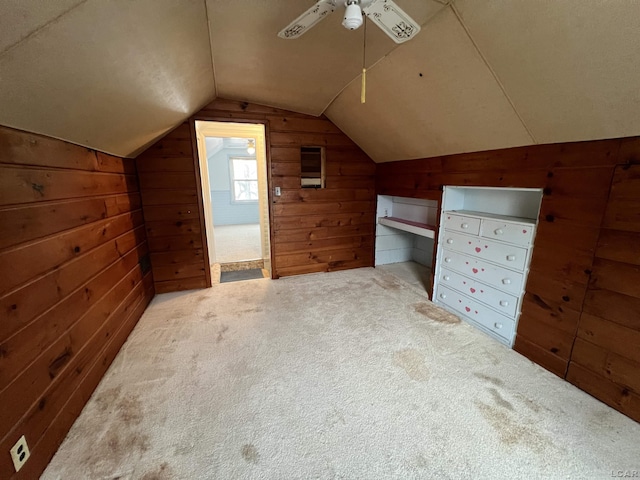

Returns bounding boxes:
[194,121,271,282]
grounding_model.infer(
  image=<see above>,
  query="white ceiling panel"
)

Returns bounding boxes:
[0,0,86,55]
[1,0,639,159]
[206,0,446,116]
[325,7,534,163]
[0,0,215,157]
[454,0,640,144]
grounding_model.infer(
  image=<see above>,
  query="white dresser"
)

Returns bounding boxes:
[433,187,542,347]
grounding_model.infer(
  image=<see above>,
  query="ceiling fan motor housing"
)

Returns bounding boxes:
[343,1,363,30]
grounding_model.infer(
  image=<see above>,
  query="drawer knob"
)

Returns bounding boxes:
[446,238,454,244]
[439,293,447,299]
[443,275,450,281]
[506,255,516,261]
[499,300,509,307]
[494,228,503,235]
[494,322,503,329]
[502,278,511,285]
[444,257,452,263]
[461,223,469,229]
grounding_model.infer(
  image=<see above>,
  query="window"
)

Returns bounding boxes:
[230,157,258,202]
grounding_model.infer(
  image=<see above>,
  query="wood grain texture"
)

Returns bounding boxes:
[524,271,587,312]
[600,162,640,233]
[588,257,640,299]
[0,126,135,174]
[578,313,640,365]
[601,199,640,232]
[567,164,640,420]
[0,255,147,435]
[0,243,148,388]
[570,337,640,394]
[515,312,576,361]
[138,99,377,282]
[566,362,640,423]
[0,211,144,296]
[583,289,640,331]
[1,227,147,342]
[0,165,138,206]
[154,276,208,294]
[0,193,141,250]
[512,335,568,378]
[595,229,640,266]
[136,122,211,291]
[0,127,152,480]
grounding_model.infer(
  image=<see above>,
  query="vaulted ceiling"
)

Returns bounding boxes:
[1,0,639,162]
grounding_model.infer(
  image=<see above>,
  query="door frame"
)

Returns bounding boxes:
[191,119,274,280]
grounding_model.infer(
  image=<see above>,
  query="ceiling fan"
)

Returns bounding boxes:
[277,0,421,44]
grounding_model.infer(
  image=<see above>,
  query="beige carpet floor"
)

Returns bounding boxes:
[214,224,261,264]
[42,268,639,479]
[377,262,431,294]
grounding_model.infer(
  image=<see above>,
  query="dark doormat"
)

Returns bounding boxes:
[220,269,265,283]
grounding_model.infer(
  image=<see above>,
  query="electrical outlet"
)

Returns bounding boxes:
[10,435,30,472]
[274,186,281,196]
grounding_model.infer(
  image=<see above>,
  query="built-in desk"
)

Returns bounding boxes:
[378,216,436,238]
[375,195,438,271]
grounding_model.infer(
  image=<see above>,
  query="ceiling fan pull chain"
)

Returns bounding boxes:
[361,15,367,104]
[361,68,366,104]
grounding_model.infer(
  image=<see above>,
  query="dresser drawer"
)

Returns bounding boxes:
[443,213,481,235]
[439,249,524,295]
[439,268,519,317]
[442,231,528,271]
[481,219,534,247]
[435,285,515,343]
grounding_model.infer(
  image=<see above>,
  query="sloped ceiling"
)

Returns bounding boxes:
[0,0,215,158]
[325,7,534,162]
[0,0,639,160]
[206,0,445,116]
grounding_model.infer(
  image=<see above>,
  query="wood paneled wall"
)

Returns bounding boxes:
[377,138,640,421]
[567,158,640,422]
[136,123,210,293]
[0,126,154,479]
[137,98,376,287]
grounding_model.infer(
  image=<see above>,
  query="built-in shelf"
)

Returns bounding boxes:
[375,195,438,269]
[378,216,436,239]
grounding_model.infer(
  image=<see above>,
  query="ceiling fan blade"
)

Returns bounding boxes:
[363,0,421,44]
[278,0,337,39]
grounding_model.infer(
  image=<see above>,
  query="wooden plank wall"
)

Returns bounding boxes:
[0,126,154,479]
[136,123,210,293]
[567,153,640,422]
[377,138,640,421]
[137,98,376,285]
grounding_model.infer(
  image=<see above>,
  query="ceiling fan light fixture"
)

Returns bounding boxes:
[278,0,420,44]
[342,1,363,30]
